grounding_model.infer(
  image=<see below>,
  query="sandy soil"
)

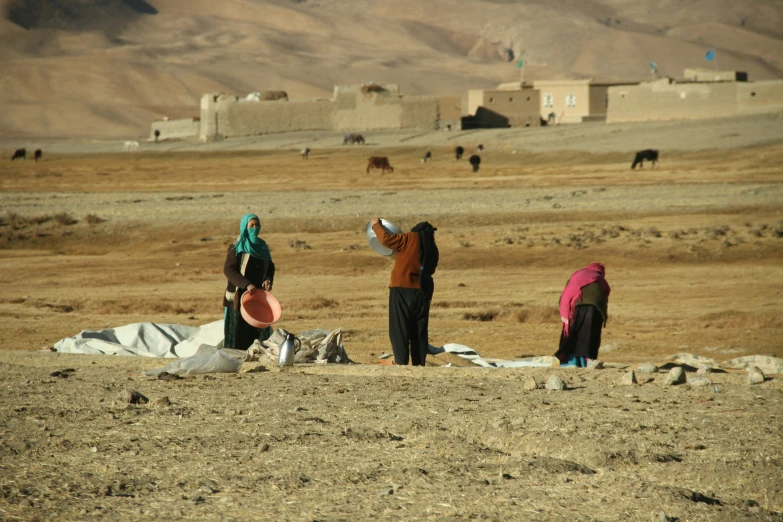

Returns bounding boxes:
[0,120,782,520]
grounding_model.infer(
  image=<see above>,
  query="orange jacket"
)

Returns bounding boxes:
[372,223,422,289]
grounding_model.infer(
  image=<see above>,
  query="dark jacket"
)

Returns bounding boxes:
[222,245,275,310]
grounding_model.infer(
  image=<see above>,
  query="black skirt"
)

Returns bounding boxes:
[555,304,604,362]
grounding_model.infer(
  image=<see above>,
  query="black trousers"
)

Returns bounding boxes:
[223,307,272,350]
[555,304,604,363]
[388,287,431,366]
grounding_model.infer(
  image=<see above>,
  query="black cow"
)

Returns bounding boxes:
[455,146,464,160]
[476,144,484,152]
[11,148,25,160]
[421,150,431,164]
[631,149,659,169]
[154,129,161,142]
[34,149,42,162]
[469,154,481,173]
[344,133,365,145]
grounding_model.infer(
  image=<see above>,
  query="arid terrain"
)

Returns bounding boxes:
[0,118,782,520]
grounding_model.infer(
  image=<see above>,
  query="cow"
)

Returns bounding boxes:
[366,156,393,174]
[476,144,484,152]
[344,133,365,145]
[631,149,659,169]
[421,150,432,164]
[123,141,139,152]
[301,147,311,159]
[455,146,464,160]
[469,154,481,173]
[11,148,26,160]
[34,149,42,162]
[154,129,161,142]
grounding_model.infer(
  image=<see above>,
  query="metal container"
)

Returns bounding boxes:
[365,219,403,256]
[277,330,301,367]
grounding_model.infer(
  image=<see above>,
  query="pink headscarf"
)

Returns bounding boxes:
[559,263,611,337]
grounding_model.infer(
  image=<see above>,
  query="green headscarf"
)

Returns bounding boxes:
[235,213,272,261]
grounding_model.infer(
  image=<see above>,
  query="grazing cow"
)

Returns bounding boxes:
[476,144,484,152]
[366,156,393,174]
[34,149,42,162]
[469,154,481,173]
[11,148,26,160]
[455,146,464,160]
[421,150,432,164]
[123,141,139,152]
[631,149,659,169]
[154,129,161,142]
[344,133,365,145]
[301,147,311,159]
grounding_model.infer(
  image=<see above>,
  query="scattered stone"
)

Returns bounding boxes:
[157,372,182,381]
[620,371,638,385]
[654,511,674,522]
[688,376,712,387]
[378,487,394,496]
[545,375,566,391]
[522,375,538,391]
[115,389,149,405]
[259,443,270,452]
[636,363,659,374]
[587,359,604,369]
[696,366,713,375]
[664,367,686,385]
[747,366,765,385]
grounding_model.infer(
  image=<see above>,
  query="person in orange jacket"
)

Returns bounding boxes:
[370,218,439,366]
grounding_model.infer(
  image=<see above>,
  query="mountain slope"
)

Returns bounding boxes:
[1,0,781,138]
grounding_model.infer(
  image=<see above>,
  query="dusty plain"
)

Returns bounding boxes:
[0,117,782,521]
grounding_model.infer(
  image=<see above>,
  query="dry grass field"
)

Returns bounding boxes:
[0,120,781,520]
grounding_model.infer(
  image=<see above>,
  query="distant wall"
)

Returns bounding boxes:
[736,81,783,114]
[438,96,462,130]
[683,68,747,82]
[607,79,783,123]
[221,99,333,136]
[333,85,403,131]
[198,84,441,140]
[149,118,199,141]
[588,86,609,116]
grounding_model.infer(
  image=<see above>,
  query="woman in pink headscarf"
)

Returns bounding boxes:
[555,263,611,367]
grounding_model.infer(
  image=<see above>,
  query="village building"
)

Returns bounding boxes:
[464,85,541,128]
[532,79,638,124]
[606,70,783,123]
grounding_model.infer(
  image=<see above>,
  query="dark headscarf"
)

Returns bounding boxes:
[411,221,439,299]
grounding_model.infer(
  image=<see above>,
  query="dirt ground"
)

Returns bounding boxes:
[0,118,782,520]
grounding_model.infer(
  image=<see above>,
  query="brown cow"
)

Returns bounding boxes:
[367,156,393,174]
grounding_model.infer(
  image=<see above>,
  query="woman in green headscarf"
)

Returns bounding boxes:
[222,213,275,350]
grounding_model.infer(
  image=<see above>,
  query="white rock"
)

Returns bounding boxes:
[587,359,604,369]
[664,367,686,385]
[688,376,712,387]
[636,363,659,373]
[747,366,765,385]
[696,366,713,375]
[545,375,566,391]
[522,375,538,391]
[620,371,638,386]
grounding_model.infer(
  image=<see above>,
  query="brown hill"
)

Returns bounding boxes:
[1,0,781,138]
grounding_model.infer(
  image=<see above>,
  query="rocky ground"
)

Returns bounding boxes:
[0,119,781,520]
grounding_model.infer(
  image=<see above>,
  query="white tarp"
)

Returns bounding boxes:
[431,343,560,368]
[54,321,224,358]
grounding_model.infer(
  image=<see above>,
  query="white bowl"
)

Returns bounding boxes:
[365,219,403,256]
